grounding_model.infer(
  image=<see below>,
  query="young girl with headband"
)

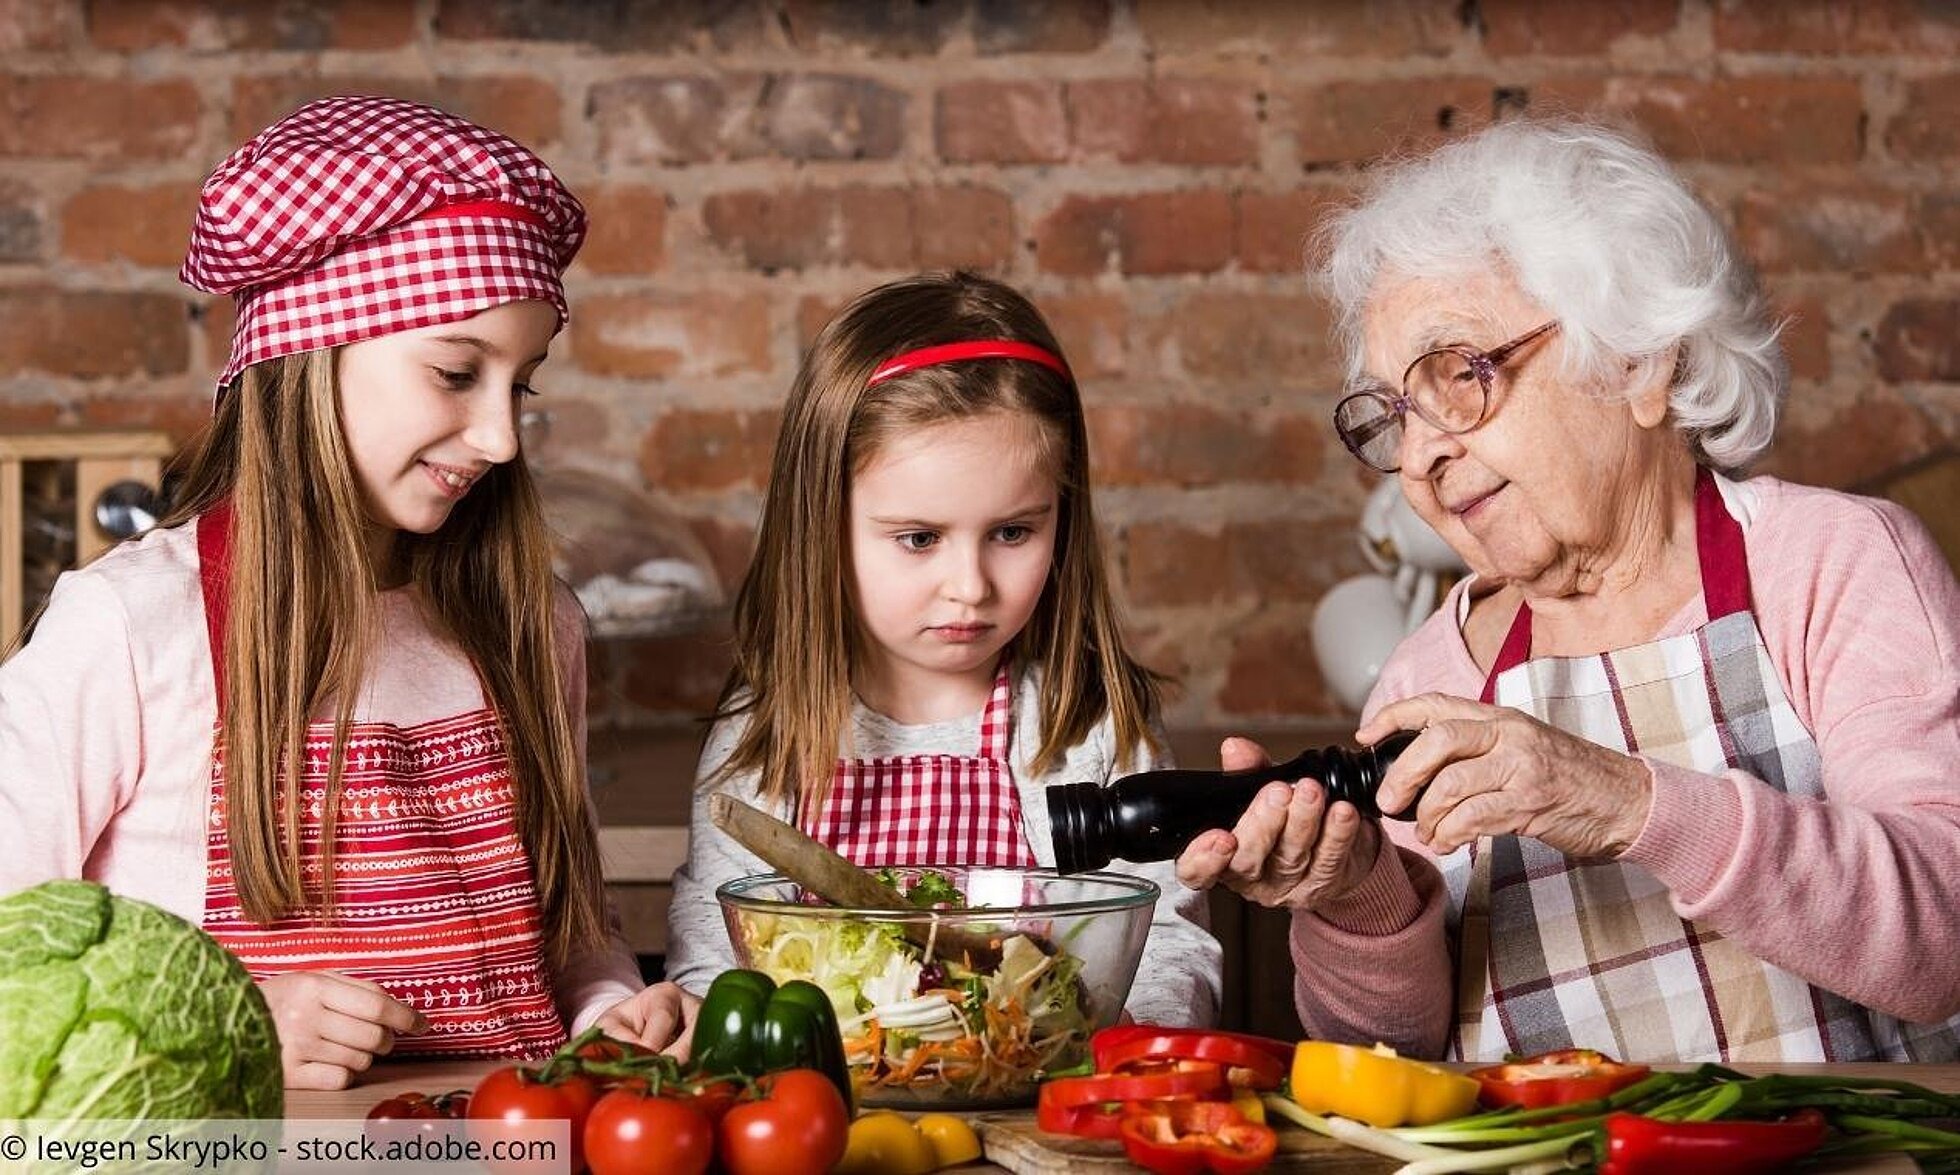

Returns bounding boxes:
[666,271,1221,1030]
[0,96,694,1088]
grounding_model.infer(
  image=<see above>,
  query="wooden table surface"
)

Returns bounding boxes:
[288,1060,1960,1173]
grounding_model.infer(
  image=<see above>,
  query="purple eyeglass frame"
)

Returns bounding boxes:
[1334,320,1560,472]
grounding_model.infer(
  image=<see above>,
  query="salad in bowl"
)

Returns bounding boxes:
[716,866,1156,1108]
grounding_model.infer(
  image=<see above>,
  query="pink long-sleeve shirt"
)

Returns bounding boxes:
[0,520,644,1034]
[1290,474,1960,1058]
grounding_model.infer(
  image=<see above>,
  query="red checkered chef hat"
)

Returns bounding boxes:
[181,94,587,389]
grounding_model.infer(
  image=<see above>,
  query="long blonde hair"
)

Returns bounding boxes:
[716,271,1165,809]
[158,349,606,966]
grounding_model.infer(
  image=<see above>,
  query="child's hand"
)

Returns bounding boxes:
[592,982,701,1057]
[259,971,427,1090]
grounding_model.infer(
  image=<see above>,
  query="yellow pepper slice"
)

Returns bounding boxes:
[1288,1041,1480,1128]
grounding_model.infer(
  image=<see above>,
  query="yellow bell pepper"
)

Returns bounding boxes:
[1288,1041,1479,1128]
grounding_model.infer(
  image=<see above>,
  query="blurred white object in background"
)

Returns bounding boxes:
[1312,480,1467,711]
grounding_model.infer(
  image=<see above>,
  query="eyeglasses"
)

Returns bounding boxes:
[1333,320,1560,473]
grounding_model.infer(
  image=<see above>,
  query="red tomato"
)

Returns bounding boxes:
[469,1066,601,1173]
[717,1069,851,1175]
[684,1078,742,1126]
[584,1088,714,1175]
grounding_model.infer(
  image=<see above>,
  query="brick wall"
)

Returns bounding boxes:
[2,0,1954,731]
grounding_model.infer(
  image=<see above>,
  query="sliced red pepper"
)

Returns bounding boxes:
[1470,1048,1652,1109]
[1600,1109,1829,1175]
[1118,1099,1278,1175]
[1093,1029,1292,1091]
[1036,1063,1228,1139]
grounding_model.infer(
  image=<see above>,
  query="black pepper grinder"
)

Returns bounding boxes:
[1046,730,1421,874]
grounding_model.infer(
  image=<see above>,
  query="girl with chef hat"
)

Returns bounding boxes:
[0,96,697,1089]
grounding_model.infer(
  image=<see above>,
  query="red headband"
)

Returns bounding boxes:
[867,340,1073,387]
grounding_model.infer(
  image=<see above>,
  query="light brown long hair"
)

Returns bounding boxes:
[155,349,606,966]
[715,271,1165,810]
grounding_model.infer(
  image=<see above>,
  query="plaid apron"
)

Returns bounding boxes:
[800,665,1037,868]
[1449,468,1960,1062]
[195,505,566,1058]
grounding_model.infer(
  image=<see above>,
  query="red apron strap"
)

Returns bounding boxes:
[1477,468,1749,703]
[1693,465,1752,620]
[975,662,1016,760]
[196,501,233,713]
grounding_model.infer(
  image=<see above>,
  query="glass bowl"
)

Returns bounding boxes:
[716,866,1157,1109]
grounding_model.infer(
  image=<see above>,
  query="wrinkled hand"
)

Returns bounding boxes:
[594,981,701,1058]
[260,971,426,1090]
[1172,736,1381,913]
[1360,693,1654,859]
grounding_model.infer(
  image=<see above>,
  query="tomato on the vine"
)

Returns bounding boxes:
[583,1087,715,1175]
[468,1066,601,1172]
[718,1069,851,1175]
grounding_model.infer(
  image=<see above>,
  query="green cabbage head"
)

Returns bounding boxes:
[0,879,283,1122]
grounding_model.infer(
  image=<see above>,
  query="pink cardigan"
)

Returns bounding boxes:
[1289,475,1960,1057]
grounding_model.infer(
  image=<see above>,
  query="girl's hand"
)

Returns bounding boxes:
[1172,736,1381,912]
[259,971,427,1090]
[1360,693,1654,859]
[593,982,701,1057]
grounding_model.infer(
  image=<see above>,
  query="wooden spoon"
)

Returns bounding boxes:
[709,793,1003,970]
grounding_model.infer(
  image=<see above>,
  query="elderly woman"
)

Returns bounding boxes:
[1177,119,1960,1063]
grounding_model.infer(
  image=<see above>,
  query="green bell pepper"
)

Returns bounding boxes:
[688,969,853,1112]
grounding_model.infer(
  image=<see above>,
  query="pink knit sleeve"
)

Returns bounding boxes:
[1620,485,1960,1024]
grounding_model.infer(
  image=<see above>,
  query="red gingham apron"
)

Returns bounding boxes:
[195,505,565,1058]
[1448,468,1959,1062]
[800,665,1037,868]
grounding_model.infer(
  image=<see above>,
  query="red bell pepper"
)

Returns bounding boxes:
[1469,1048,1652,1109]
[1092,1028,1293,1091]
[1118,1100,1278,1175]
[1036,1062,1228,1139]
[1599,1109,1829,1175]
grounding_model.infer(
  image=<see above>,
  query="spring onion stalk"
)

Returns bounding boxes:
[1391,1135,1592,1175]
[1260,1095,1461,1164]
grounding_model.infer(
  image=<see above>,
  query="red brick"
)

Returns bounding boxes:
[1734,182,1919,274]
[702,189,850,271]
[686,517,757,599]
[1924,195,1960,270]
[1874,297,1960,383]
[0,178,41,262]
[0,0,75,50]
[1769,293,1831,383]
[1136,0,1461,59]
[911,186,1015,270]
[76,393,210,445]
[0,77,199,161]
[1124,522,1235,606]
[1220,621,1337,718]
[1481,0,1678,56]
[1886,74,1960,161]
[796,293,852,349]
[637,408,782,492]
[89,0,413,51]
[1287,77,1500,166]
[1236,186,1349,274]
[1069,79,1260,167]
[836,187,924,270]
[517,398,610,460]
[1088,404,1325,488]
[1714,0,1960,56]
[936,82,1068,164]
[436,0,764,49]
[570,292,772,380]
[593,75,764,166]
[1757,383,1939,490]
[0,290,189,378]
[1040,293,1128,380]
[1592,75,1865,165]
[197,297,236,379]
[0,399,63,430]
[230,75,561,150]
[573,185,668,276]
[1147,291,1337,387]
[782,0,962,56]
[617,624,738,715]
[758,74,906,162]
[974,0,1112,54]
[60,183,201,268]
[1124,517,1359,610]
[1034,192,1234,276]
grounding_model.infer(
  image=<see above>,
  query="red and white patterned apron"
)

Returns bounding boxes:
[1448,468,1959,1062]
[196,505,565,1058]
[800,665,1037,868]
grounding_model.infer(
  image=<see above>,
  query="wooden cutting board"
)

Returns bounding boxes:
[974,1114,1398,1173]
